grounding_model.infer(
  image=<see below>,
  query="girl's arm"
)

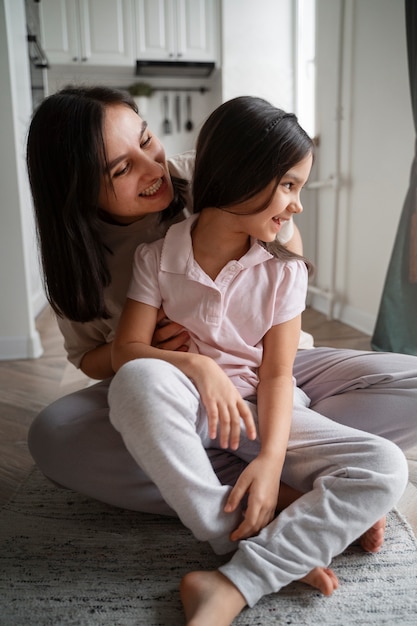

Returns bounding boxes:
[225,314,301,541]
[112,298,256,448]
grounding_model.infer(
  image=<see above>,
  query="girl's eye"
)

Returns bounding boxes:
[282,182,293,190]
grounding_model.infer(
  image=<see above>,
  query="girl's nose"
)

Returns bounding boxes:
[288,199,303,215]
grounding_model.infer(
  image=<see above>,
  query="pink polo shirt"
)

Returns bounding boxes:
[128,215,308,398]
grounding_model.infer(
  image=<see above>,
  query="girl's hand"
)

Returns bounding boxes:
[192,357,257,450]
[224,455,281,540]
[152,308,189,352]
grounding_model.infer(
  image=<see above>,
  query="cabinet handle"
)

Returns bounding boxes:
[81,57,88,62]
[72,57,78,62]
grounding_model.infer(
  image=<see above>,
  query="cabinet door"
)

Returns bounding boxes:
[79,0,134,66]
[135,0,218,62]
[176,0,218,62]
[135,0,176,60]
[40,0,134,67]
[39,0,80,64]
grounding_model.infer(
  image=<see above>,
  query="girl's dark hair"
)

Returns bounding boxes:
[26,85,185,322]
[193,96,314,268]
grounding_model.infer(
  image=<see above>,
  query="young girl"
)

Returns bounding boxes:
[108,97,407,625]
[111,97,313,541]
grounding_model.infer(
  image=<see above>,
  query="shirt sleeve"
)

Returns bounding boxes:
[168,150,195,180]
[127,241,164,309]
[272,259,308,326]
[56,315,111,369]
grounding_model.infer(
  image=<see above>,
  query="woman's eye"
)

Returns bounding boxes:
[113,164,129,178]
[141,134,152,148]
[282,182,293,190]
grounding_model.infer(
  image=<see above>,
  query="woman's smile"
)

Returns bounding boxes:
[98,104,174,223]
[140,177,163,197]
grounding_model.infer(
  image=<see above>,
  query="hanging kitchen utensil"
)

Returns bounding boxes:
[185,94,194,132]
[175,94,181,132]
[162,95,172,135]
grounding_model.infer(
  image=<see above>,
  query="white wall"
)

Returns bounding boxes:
[300,0,414,334]
[0,0,43,359]
[46,65,223,160]
[2,0,413,360]
[221,0,294,111]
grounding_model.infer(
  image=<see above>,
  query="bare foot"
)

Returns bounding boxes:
[180,570,246,626]
[300,567,339,596]
[359,516,386,553]
[180,566,339,625]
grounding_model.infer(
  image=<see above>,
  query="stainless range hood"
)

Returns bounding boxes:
[136,60,215,78]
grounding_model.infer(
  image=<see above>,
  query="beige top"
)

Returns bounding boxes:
[57,151,300,368]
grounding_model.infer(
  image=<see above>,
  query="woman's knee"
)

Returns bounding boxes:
[28,381,111,477]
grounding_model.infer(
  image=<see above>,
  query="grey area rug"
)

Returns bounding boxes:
[1,468,416,626]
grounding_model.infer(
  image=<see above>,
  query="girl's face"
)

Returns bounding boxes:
[98,104,174,224]
[230,152,313,242]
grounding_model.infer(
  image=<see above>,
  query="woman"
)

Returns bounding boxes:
[26,87,412,620]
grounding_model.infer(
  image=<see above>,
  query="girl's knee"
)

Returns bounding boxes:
[370,437,409,500]
[110,359,170,405]
[108,358,199,432]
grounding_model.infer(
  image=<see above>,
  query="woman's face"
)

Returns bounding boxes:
[98,104,174,224]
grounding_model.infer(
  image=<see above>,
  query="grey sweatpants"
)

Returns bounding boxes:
[28,347,415,604]
[107,358,408,606]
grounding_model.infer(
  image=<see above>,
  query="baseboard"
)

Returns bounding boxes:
[0,331,43,360]
[308,291,376,336]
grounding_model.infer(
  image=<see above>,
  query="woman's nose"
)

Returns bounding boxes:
[140,154,165,180]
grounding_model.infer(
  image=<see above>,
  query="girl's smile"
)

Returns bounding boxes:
[229,152,313,243]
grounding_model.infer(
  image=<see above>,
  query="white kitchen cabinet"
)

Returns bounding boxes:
[135,0,218,63]
[39,0,134,66]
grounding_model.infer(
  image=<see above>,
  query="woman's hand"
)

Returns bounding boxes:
[152,308,190,352]
[224,455,282,541]
[192,357,257,450]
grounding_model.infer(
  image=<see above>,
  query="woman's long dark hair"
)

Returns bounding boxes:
[26,85,185,322]
[193,96,314,268]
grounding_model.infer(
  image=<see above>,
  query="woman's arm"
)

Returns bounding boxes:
[226,314,301,541]
[284,222,303,255]
[112,298,256,447]
[79,309,190,380]
[80,343,114,379]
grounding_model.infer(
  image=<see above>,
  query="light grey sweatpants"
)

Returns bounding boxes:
[108,358,409,607]
[28,347,417,512]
